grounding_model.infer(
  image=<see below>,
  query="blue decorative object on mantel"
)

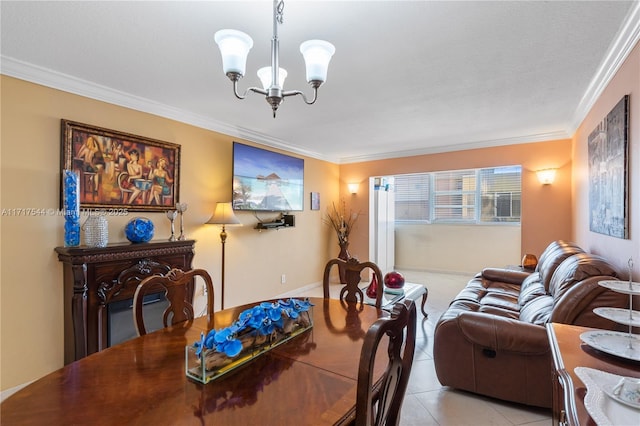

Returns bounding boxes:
[63,170,80,247]
[125,217,154,243]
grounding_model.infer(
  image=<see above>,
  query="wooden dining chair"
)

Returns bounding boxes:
[355,299,417,426]
[323,257,384,308]
[133,268,214,336]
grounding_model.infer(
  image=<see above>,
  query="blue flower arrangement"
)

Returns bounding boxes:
[193,298,313,359]
[125,217,154,243]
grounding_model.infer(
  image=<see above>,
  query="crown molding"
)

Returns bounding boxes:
[0,55,334,163]
[338,131,571,164]
[0,56,573,165]
[570,1,640,133]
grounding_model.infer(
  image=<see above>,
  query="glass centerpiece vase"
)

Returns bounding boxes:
[186,298,313,384]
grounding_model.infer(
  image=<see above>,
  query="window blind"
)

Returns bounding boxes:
[394,165,521,224]
[394,173,430,221]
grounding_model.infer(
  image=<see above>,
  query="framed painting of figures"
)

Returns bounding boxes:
[588,95,629,239]
[61,120,181,212]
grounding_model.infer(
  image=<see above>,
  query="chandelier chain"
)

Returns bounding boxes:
[276,0,284,25]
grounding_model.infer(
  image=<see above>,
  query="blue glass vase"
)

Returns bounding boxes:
[125,217,154,243]
[63,170,80,247]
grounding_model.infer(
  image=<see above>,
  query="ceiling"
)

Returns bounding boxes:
[1,1,638,164]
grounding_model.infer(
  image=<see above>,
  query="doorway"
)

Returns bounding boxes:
[368,176,395,274]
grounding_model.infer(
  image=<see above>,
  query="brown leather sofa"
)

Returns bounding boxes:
[433,240,628,408]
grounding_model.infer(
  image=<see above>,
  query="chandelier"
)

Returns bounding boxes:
[214,0,335,117]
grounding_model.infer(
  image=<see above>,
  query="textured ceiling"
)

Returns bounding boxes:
[1,1,638,163]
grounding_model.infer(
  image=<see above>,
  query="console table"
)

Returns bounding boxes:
[55,240,195,363]
[546,323,640,425]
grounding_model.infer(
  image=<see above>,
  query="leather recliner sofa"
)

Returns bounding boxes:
[433,240,628,408]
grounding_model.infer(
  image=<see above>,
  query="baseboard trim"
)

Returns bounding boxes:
[1,380,34,402]
[275,281,322,299]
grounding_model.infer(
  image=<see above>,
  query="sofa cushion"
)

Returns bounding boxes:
[519,295,553,325]
[536,241,584,292]
[454,278,487,304]
[479,293,520,312]
[478,305,520,319]
[517,272,546,306]
[549,253,618,303]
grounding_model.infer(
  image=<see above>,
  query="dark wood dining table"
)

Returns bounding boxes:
[1,297,386,425]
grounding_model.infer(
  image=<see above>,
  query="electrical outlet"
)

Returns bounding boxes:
[281,274,286,284]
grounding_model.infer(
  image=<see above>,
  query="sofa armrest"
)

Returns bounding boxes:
[481,267,532,285]
[456,311,549,354]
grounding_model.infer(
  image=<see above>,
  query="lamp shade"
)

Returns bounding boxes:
[257,66,288,90]
[214,30,254,76]
[299,40,335,83]
[206,202,241,226]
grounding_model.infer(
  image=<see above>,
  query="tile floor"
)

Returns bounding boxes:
[299,270,552,426]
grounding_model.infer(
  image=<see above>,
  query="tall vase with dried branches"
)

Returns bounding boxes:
[324,200,359,282]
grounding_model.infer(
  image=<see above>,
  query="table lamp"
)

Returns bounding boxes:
[206,202,241,309]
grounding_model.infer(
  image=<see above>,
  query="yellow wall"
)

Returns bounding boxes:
[339,139,574,263]
[0,76,338,390]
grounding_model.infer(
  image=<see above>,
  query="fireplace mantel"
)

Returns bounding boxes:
[55,240,195,363]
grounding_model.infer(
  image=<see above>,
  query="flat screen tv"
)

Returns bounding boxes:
[232,142,304,211]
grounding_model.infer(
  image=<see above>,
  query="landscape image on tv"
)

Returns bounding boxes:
[232,142,304,211]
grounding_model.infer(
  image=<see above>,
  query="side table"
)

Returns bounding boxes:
[365,282,428,317]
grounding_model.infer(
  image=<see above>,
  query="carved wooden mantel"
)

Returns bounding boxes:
[55,240,195,363]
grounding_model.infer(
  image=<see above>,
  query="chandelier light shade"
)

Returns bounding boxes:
[300,40,335,83]
[257,67,288,90]
[214,0,335,117]
[214,30,254,76]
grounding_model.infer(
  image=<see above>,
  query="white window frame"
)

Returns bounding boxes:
[394,165,521,225]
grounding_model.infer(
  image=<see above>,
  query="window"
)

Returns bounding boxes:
[433,170,476,221]
[394,165,521,224]
[394,173,430,221]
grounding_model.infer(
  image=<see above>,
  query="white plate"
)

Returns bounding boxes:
[598,280,640,295]
[575,367,640,426]
[580,330,640,362]
[594,307,640,327]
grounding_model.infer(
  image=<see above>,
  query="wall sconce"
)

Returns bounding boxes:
[347,183,359,194]
[536,169,557,185]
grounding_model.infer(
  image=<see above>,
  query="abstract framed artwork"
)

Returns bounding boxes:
[588,95,630,239]
[61,120,181,212]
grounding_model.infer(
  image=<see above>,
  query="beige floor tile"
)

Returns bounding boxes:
[297,270,552,425]
[520,420,553,426]
[398,394,439,426]
[407,359,442,394]
[488,398,551,425]
[413,388,514,426]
